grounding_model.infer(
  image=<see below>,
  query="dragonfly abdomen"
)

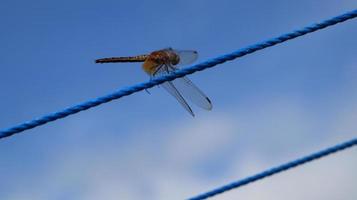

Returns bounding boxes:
[95,55,147,63]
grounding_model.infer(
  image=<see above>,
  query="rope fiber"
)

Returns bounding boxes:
[1,9,356,139]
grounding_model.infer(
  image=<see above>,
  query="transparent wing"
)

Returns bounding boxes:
[172,76,212,110]
[155,65,212,115]
[173,49,198,66]
[160,81,195,117]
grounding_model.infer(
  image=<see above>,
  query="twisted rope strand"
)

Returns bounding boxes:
[1,9,356,139]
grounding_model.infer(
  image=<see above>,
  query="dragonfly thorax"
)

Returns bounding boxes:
[142,49,180,75]
[152,49,180,65]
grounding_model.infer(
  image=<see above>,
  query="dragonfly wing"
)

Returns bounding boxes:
[172,76,213,110]
[173,49,198,66]
[161,81,195,117]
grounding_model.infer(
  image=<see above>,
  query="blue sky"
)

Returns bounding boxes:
[0,0,356,199]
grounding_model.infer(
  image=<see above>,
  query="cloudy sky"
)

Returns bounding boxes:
[0,0,356,199]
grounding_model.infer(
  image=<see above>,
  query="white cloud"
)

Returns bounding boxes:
[214,147,357,200]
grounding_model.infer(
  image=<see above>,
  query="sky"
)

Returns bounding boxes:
[0,0,356,199]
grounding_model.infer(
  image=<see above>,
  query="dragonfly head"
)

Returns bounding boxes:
[170,53,180,65]
[164,48,180,65]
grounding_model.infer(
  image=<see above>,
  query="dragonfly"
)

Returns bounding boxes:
[95,48,212,116]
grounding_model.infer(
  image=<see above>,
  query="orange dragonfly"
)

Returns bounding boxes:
[95,48,212,116]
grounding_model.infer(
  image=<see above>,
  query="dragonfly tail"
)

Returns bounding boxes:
[95,55,148,63]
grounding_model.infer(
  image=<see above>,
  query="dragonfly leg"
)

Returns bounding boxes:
[152,64,165,77]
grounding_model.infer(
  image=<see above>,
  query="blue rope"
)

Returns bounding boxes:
[1,10,357,139]
[189,137,357,200]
